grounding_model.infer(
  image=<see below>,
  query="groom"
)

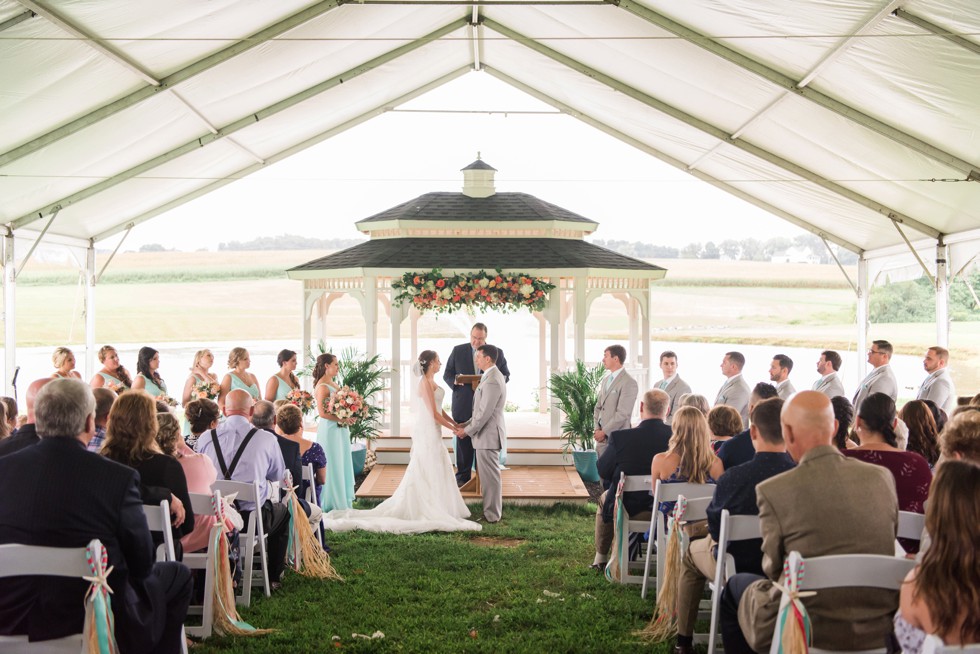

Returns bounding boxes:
[454,344,506,523]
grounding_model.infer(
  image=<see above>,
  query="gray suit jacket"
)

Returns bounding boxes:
[464,366,506,450]
[812,372,846,399]
[593,369,638,434]
[738,446,898,651]
[660,375,692,426]
[715,374,750,425]
[916,368,955,413]
[852,364,898,411]
[776,379,796,400]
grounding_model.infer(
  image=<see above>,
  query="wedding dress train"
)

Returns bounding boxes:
[322,382,481,534]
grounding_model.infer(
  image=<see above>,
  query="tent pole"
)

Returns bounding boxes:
[856,256,870,381]
[3,232,15,396]
[936,240,949,348]
[302,288,313,391]
[84,243,96,379]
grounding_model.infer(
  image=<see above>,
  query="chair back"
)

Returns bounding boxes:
[707,510,763,654]
[210,479,269,605]
[621,474,652,493]
[897,510,925,541]
[141,499,176,562]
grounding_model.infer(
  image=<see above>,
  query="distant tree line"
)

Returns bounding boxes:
[593,234,858,265]
[870,272,980,323]
[217,235,366,251]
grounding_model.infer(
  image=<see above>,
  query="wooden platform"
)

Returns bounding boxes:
[356,465,590,506]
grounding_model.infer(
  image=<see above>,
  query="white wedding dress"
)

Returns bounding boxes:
[322,380,481,534]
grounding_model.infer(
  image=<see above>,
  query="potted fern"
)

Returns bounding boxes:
[548,360,605,483]
[338,347,388,476]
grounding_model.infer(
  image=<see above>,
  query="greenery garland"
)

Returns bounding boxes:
[391,268,556,314]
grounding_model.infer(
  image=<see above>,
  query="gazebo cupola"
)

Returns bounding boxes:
[461,156,496,198]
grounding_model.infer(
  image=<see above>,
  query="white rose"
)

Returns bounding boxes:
[441,289,453,299]
[479,278,490,288]
[520,284,534,297]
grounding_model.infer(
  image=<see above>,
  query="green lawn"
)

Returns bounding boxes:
[194,503,671,653]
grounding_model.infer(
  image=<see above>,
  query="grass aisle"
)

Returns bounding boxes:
[195,503,670,653]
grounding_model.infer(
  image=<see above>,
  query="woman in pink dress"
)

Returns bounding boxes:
[155,412,217,553]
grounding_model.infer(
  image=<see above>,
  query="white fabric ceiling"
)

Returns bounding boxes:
[2,0,979,259]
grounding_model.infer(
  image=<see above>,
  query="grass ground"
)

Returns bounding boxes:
[195,502,667,654]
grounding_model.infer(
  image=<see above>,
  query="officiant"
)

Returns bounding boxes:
[444,322,510,486]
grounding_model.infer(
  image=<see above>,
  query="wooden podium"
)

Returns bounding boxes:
[454,374,482,494]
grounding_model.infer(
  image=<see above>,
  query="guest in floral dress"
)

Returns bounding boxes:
[182,398,220,451]
[275,403,326,504]
[651,405,724,521]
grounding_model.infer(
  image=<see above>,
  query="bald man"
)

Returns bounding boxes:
[196,388,290,588]
[0,378,52,457]
[720,391,899,654]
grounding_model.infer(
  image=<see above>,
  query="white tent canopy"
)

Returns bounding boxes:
[2,0,979,389]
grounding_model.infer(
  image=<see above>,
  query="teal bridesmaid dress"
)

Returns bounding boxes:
[316,384,354,512]
[230,373,260,399]
[139,373,166,397]
[274,376,293,401]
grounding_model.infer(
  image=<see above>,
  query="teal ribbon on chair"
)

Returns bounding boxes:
[209,492,269,635]
[82,539,118,654]
[605,476,627,582]
[772,554,816,653]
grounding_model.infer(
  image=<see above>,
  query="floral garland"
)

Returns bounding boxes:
[391,268,555,315]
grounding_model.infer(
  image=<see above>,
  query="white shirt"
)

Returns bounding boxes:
[196,414,286,511]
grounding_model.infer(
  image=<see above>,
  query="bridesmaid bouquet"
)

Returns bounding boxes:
[285,389,315,415]
[327,387,369,426]
[193,379,220,400]
[159,394,179,408]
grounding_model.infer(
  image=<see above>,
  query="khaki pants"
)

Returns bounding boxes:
[594,489,652,557]
[676,535,718,636]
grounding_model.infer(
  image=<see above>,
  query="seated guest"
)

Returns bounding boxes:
[0,378,192,653]
[184,397,221,451]
[717,383,779,470]
[156,412,217,554]
[196,389,290,589]
[720,391,898,654]
[51,346,82,379]
[276,403,326,504]
[673,398,794,654]
[0,396,16,437]
[846,393,931,552]
[900,400,941,467]
[831,395,856,450]
[0,403,7,442]
[941,409,980,462]
[0,378,51,457]
[677,393,709,416]
[651,406,724,518]
[101,392,194,557]
[895,460,980,652]
[707,405,742,452]
[921,399,947,435]
[590,389,672,571]
[87,387,115,452]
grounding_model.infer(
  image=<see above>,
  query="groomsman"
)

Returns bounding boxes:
[768,354,796,400]
[715,352,751,425]
[655,351,691,426]
[593,345,638,457]
[444,323,510,486]
[916,346,956,413]
[852,340,898,413]
[812,350,846,399]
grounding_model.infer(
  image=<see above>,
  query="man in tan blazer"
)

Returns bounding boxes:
[593,344,638,457]
[719,391,898,654]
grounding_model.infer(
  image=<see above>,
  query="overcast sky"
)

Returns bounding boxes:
[121,71,806,252]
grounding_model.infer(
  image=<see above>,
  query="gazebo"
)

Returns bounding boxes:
[287,159,666,436]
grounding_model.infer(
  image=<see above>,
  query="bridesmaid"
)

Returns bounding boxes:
[314,353,354,512]
[265,349,300,401]
[132,346,168,397]
[51,347,82,379]
[181,349,219,405]
[219,347,260,408]
[90,345,132,391]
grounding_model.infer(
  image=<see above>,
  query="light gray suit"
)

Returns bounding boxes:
[715,374,750,425]
[812,372,846,399]
[593,369,638,455]
[852,364,898,411]
[775,379,796,400]
[916,368,956,413]
[659,375,692,426]
[464,365,506,522]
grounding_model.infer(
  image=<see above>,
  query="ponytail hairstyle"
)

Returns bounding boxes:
[136,346,164,387]
[417,350,438,376]
[277,349,300,389]
[312,353,336,385]
[98,344,132,387]
[857,393,898,447]
[831,395,855,450]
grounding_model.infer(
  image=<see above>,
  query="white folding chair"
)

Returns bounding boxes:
[927,642,980,653]
[301,463,324,542]
[706,510,762,654]
[609,474,653,585]
[641,480,716,599]
[211,480,270,605]
[183,491,219,640]
[769,551,915,654]
[141,499,176,562]
[0,539,109,653]
[896,510,926,555]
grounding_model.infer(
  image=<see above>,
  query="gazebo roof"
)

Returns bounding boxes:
[287,237,664,277]
[355,192,599,226]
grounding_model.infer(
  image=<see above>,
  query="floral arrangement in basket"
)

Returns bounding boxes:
[193,378,220,401]
[327,386,369,426]
[285,389,315,416]
[391,268,555,315]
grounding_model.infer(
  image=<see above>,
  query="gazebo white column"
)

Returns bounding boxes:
[638,287,652,390]
[3,233,15,396]
[389,300,407,437]
[548,286,562,435]
[365,275,378,357]
[856,255,870,379]
[302,288,317,389]
[573,274,587,362]
[83,244,97,378]
[535,313,547,414]
[935,241,949,347]
[410,307,419,364]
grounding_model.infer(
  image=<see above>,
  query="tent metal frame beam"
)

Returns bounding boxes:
[483,18,942,241]
[895,8,980,57]
[10,18,469,232]
[14,0,160,86]
[891,219,936,284]
[14,209,58,279]
[96,225,132,283]
[0,0,343,168]
[484,65,863,254]
[0,9,33,33]
[614,0,980,179]
[91,67,471,243]
[822,237,859,295]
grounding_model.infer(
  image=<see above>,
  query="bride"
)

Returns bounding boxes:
[321,350,481,533]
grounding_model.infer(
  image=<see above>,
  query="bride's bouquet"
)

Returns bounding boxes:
[327,386,369,426]
[193,378,220,400]
[285,389,315,415]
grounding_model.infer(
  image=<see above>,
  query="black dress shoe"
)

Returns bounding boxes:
[672,643,695,654]
[588,563,606,574]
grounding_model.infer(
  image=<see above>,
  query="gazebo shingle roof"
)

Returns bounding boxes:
[288,237,664,272]
[355,192,598,225]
